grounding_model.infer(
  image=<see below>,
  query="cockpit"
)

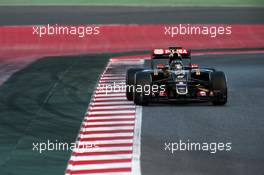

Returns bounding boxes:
[170,60,184,71]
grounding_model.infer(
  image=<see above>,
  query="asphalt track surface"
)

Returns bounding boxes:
[141,53,264,175]
[0,54,110,175]
[0,6,263,25]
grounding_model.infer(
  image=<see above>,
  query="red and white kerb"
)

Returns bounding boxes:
[66,57,144,175]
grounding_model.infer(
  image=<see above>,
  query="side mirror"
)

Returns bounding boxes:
[190,63,199,69]
[156,64,166,69]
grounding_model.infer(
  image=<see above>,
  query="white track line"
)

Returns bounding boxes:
[132,106,142,175]
[94,93,126,97]
[81,126,134,131]
[77,140,133,145]
[73,147,133,153]
[80,133,134,138]
[66,172,131,175]
[86,114,135,119]
[86,116,135,120]
[83,121,135,125]
[87,110,135,115]
[100,77,125,80]
[70,154,132,161]
[67,162,131,171]
[91,101,134,105]
[90,105,135,110]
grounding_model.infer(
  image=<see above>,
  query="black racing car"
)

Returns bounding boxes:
[126,47,227,106]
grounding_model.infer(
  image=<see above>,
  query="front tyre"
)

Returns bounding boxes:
[126,68,143,101]
[210,71,227,105]
[133,72,152,106]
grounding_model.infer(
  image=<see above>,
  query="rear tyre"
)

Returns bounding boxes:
[126,68,143,101]
[133,72,152,106]
[210,71,227,105]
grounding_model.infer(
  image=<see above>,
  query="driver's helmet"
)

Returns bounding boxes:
[169,50,183,63]
[170,60,183,71]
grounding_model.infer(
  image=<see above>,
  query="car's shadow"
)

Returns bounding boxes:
[145,101,228,107]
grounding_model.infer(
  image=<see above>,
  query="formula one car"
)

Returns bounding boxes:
[126,47,227,106]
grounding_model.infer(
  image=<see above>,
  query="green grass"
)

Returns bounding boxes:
[0,0,263,6]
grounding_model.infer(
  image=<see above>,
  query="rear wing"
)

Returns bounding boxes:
[152,47,191,59]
